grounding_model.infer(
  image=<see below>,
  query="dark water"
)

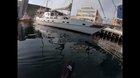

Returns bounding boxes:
[18,22,122,78]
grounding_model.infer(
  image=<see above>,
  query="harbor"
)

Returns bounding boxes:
[18,0,123,78]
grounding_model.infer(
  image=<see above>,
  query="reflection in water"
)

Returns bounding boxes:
[18,21,37,41]
[18,22,26,41]
[18,23,122,78]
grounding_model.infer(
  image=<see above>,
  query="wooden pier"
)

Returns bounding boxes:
[33,22,103,35]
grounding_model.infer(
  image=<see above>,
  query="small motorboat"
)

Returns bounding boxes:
[61,60,75,78]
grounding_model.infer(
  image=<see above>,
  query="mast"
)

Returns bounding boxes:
[51,0,73,16]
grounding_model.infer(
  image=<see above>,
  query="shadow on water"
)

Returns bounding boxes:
[99,54,122,77]
[18,22,122,78]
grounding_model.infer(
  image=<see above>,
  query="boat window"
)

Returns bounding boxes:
[51,13,54,16]
[55,17,57,19]
[66,17,68,19]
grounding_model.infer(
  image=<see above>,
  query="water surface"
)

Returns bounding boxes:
[18,22,122,78]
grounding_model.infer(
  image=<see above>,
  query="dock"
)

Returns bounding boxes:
[33,21,103,35]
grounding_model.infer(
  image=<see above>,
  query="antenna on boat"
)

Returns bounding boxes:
[45,0,51,11]
[69,0,73,16]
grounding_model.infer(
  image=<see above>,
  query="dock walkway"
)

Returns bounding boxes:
[34,22,103,35]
